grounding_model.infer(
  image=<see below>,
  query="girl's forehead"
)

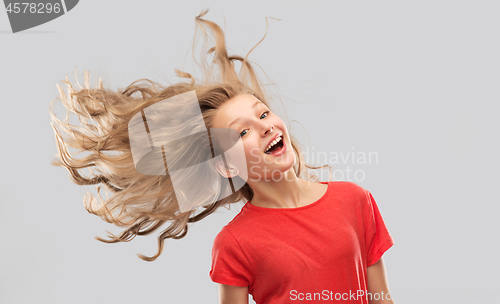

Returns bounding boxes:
[213,96,265,128]
[222,95,264,112]
[232,93,261,105]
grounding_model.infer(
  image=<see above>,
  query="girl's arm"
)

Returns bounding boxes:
[218,284,249,304]
[367,257,395,304]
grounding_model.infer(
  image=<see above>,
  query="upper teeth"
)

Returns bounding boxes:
[265,135,282,153]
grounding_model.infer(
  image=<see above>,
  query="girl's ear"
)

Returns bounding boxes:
[214,160,238,178]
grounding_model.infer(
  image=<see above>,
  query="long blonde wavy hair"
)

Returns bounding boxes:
[49,8,332,261]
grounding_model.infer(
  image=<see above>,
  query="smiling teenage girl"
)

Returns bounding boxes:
[210,95,395,304]
[49,9,395,304]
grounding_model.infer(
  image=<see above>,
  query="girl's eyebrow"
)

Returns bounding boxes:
[227,101,262,127]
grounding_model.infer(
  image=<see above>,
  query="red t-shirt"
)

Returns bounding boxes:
[209,181,394,304]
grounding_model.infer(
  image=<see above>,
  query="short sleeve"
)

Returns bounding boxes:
[362,189,395,267]
[209,227,252,287]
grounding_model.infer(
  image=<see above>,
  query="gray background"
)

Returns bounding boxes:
[1,0,499,303]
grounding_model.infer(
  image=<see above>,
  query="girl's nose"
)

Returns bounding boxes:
[264,124,273,135]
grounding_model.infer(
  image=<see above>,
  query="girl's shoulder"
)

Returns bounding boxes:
[328,180,369,195]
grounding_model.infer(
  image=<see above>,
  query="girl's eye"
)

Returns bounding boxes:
[240,110,270,137]
[260,110,269,119]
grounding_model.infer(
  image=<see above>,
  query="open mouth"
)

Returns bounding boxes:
[264,136,284,155]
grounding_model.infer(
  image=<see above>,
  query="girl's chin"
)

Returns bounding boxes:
[248,160,295,175]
